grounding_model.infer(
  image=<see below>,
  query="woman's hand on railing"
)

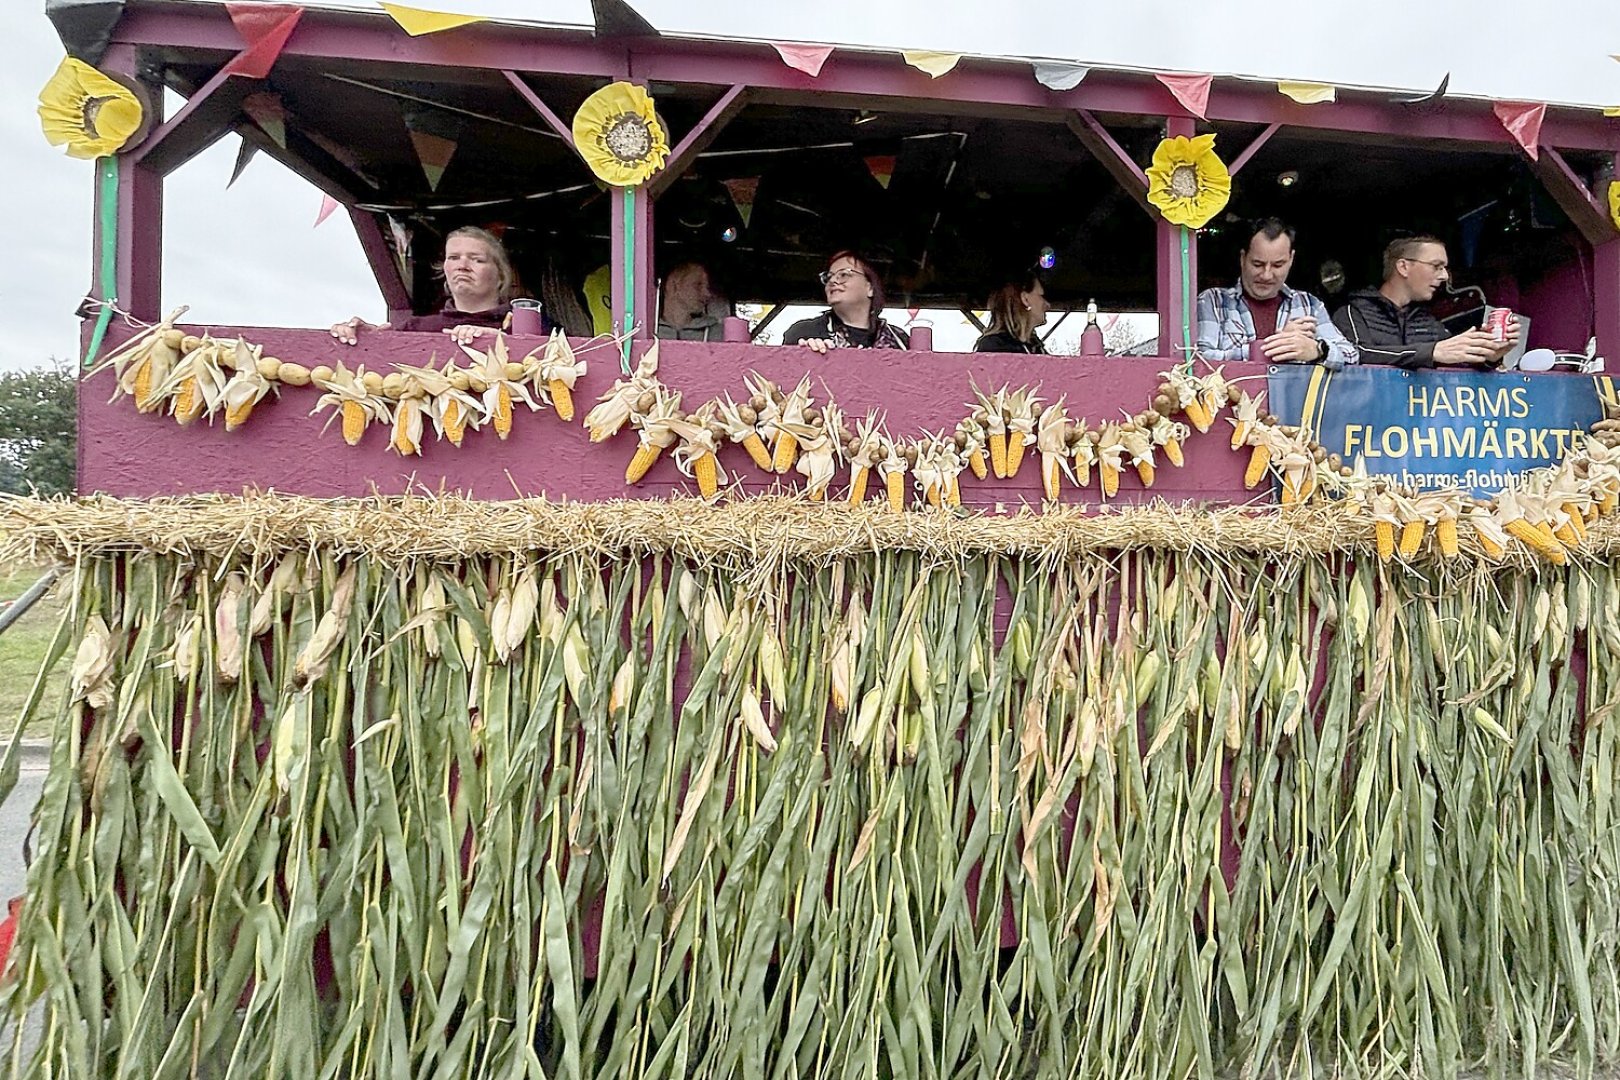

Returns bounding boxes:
[329,316,379,345]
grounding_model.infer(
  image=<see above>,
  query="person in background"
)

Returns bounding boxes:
[973,271,1050,354]
[781,251,910,353]
[656,262,730,342]
[329,226,542,347]
[1331,236,1519,368]
[1195,217,1358,369]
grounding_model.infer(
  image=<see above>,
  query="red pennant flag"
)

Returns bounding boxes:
[241,92,287,148]
[864,154,895,189]
[772,43,833,78]
[1157,73,1212,120]
[0,898,23,978]
[723,177,759,226]
[223,4,304,79]
[1493,101,1546,160]
[314,194,340,227]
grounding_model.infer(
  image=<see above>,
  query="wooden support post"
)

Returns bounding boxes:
[611,185,654,349]
[1227,122,1281,177]
[1066,110,1150,216]
[99,45,163,323]
[1156,117,1198,362]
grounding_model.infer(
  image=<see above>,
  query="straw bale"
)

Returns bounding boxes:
[0,492,1609,570]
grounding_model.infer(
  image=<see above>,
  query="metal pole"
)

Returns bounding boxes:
[0,569,61,639]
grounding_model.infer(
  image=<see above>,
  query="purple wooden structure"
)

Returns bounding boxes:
[72,2,1620,497]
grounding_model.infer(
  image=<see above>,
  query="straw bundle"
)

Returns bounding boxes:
[0,495,1616,1077]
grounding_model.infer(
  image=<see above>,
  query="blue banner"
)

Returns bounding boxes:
[1267,366,1609,497]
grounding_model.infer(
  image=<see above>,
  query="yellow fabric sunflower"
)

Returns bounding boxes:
[572,82,669,187]
[38,56,144,159]
[1145,133,1231,230]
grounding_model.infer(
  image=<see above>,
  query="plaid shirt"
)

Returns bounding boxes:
[1195,283,1358,369]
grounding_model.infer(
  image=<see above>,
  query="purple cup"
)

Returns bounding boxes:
[511,299,542,336]
[723,316,750,342]
[909,324,934,352]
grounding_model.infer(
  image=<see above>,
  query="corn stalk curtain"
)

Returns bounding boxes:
[2,496,1619,1079]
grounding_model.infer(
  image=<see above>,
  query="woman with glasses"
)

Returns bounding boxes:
[782,251,910,353]
[973,271,1050,353]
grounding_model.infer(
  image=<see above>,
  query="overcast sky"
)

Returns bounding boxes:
[0,8,382,374]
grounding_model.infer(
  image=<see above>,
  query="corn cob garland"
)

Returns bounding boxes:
[10,528,1620,1078]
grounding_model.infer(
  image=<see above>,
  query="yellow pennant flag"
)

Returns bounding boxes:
[1605,106,1620,117]
[902,50,962,78]
[1277,81,1335,104]
[379,2,488,36]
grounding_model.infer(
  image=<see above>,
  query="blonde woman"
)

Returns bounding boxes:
[973,271,1050,354]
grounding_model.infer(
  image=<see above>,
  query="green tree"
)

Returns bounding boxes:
[0,361,76,496]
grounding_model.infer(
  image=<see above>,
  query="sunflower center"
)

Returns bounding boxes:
[1169,164,1200,199]
[81,95,113,137]
[603,114,653,164]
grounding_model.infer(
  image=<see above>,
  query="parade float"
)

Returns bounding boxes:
[5,1,1620,1076]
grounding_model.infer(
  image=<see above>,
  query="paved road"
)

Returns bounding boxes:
[0,752,45,905]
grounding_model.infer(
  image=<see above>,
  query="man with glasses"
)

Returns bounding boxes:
[1332,236,1519,368]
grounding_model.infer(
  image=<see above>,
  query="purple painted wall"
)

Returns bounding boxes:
[79,327,1264,506]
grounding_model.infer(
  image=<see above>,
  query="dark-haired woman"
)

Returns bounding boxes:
[781,251,910,353]
[973,273,1049,353]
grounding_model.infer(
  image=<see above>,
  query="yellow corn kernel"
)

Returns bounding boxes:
[224,399,254,432]
[1135,460,1155,488]
[1563,504,1587,544]
[989,431,1007,478]
[1042,458,1060,501]
[173,377,205,426]
[341,401,365,445]
[947,473,961,506]
[626,442,661,484]
[1073,458,1091,489]
[740,432,772,472]
[771,430,799,474]
[1505,518,1567,564]
[493,384,514,440]
[1375,520,1395,561]
[1398,520,1425,558]
[1280,474,1299,506]
[1475,528,1505,561]
[1244,444,1270,490]
[1436,518,1459,558]
[1229,421,1249,452]
[443,399,467,446]
[1602,492,1618,516]
[1004,435,1026,480]
[1162,437,1184,468]
[1100,461,1119,498]
[926,483,941,508]
[1555,522,1580,549]
[967,448,988,480]
[1298,470,1317,502]
[849,465,869,504]
[132,355,155,410]
[1183,397,1212,433]
[549,379,574,422]
[693,451,719,498]
[886,470,903,512]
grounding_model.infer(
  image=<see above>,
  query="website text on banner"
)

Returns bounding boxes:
[1267,366,1608,497]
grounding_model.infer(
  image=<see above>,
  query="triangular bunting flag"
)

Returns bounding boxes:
[1157,73,1211,119]
[222,3,303,79]
[241,92,287,148]
[403,109,461,190]
[379,2,488,36]
[864,154,895,189]
[902,50,961,78]
[314,194,340,227]
[1277,81,1335,104]
[723,177,758,226]
[1033,61,1089,91]
[1493,101,1546,159]
[772,43,833,78]
[409,130,457,189]
[227,137,258,187]
[1392,73,1448,105]
[1605,107,1620,117]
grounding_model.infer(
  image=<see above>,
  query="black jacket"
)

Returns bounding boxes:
[973,330,1046,354]
[1330,288,1451,369]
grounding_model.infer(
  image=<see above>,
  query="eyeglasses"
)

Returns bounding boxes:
[819,268,865,286]
[1403,258,1449,272]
